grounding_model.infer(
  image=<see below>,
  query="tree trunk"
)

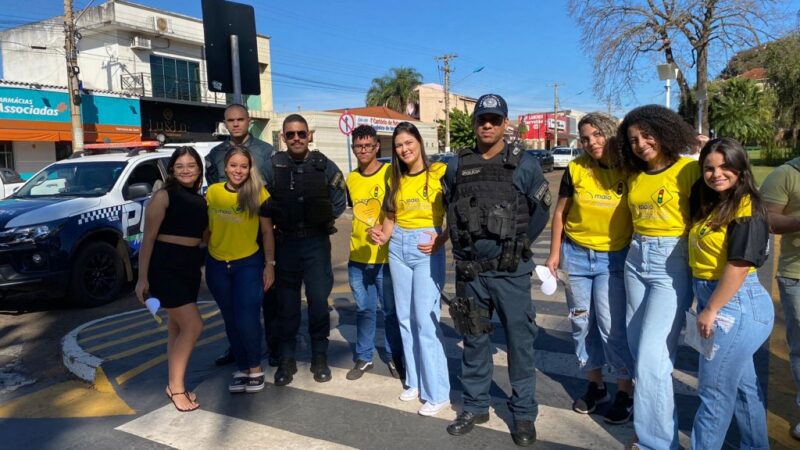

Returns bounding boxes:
[696,46,710,134]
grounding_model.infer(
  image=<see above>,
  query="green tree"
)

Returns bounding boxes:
[709,77,775,144]
[764,34,800,152]
[365,67,422,113]
[437,109,475,151]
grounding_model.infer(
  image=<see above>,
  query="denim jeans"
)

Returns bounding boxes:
[205,251,265,371]
[348,261,403,363]
[625,234,693,450]
[777,276,800,411]
[389,226,450,403]
[561,238,633,378]
[691,273,773,450]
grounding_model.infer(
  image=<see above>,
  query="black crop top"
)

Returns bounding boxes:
[158,185,209,238]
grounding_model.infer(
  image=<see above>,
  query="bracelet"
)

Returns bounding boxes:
[265,260,276,266]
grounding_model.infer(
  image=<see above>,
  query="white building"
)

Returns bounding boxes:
[0,0,275,145]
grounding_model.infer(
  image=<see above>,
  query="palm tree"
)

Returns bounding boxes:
[709,77,775,145]
[365,67,422,113]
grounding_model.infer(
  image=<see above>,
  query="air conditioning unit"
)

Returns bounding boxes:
[130,36,152,50]
[152,16,173,34]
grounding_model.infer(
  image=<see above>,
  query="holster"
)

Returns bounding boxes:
[442,283,493,337]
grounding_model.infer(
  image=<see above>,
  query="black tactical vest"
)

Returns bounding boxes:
[447,146,530,259]
[269,150,335,233]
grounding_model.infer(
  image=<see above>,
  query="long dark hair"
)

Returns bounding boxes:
[224,145,264,217]
[692,137,766,229]
[163,146,204,191]
[578,112,620,168]
[388,122,429,215]
[617,104,696,173]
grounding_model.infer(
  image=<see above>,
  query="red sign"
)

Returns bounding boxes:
[338,111,356,136]
[518,113,567,140]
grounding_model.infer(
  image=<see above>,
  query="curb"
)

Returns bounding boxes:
[62,301,215,383]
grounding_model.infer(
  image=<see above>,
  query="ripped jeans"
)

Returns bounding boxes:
[691,273,774,450]
[561,238,633,378]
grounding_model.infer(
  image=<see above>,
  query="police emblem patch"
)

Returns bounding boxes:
[481,96,499,108]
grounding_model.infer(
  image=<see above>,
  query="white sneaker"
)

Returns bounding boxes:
[399,387,419,401]
[792,421,800,440]
[418,400,450,416]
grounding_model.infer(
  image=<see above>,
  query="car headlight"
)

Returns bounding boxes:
[0,224,56,246]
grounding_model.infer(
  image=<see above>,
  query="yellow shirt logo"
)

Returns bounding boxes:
[650,186,674,207]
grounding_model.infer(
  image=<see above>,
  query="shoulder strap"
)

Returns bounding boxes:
[309,150,328,171]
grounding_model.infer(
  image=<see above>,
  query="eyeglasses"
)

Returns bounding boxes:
[284,130,308,140]
[353,144,376,153]
[475,114,505,126]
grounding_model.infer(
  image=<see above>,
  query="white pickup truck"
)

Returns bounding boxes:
[0,168,25,198]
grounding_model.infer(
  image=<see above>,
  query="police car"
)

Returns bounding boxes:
[0,141,205,307]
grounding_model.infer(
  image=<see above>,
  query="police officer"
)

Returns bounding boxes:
[261,114,346,385]
[205,103,279,368]
[442,94,550,447]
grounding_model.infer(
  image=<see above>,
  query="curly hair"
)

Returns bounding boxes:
[578,112,620,168]
[692,137,766,230]
[617,104,696,173]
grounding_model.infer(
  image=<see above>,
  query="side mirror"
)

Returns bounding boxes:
[125,182,152,199]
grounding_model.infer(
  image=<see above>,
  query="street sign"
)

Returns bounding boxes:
[339,112,355,136]
[201,0,260,95]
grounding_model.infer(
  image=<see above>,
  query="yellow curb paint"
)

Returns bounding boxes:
[81,302,217,334]
[105,319,224,361]
[115,332,227,386]
[85,310,220,353]
[79,307,220,345]
[0,368,134,418]
[766,236,798,448]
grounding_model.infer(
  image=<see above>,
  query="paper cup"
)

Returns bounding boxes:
[145,297,163,324]
[534,265,558,296]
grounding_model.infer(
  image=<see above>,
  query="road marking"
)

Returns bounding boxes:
[115,332,228,386]
[81,302,218,334]
[116,405,356,450]
[0,367,134,418]
[104,318,225,361]
[84,309,220,353]
[766,236,799,448]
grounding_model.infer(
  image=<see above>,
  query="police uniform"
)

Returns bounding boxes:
[204,133,279,365]
[261,149,346,384]
[443,134,550,441]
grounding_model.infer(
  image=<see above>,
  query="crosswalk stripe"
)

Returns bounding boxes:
[116,405,356,449]
[104,319,226,361]
[329,324,699,396]
[80,302,218,334]
[84,310,220,352]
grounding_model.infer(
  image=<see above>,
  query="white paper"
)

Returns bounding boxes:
[534,265,558,296]
[145,297,163,324]
[684,310,717,360]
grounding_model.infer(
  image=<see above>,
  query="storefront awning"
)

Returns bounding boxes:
[0,121,141,143]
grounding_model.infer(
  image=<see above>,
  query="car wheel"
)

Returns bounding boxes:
[70,241,124,307]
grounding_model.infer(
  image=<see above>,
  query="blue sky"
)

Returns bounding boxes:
[1,0,799,118]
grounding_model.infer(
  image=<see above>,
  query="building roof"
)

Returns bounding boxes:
[329,106,415,120]
[740,67,767,81]
[415,83,478,102]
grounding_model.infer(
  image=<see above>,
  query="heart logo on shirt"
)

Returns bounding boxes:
[353,198,382,226]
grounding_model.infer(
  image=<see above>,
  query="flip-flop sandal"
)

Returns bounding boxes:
[165,387,197,403]
[166,386,199,412]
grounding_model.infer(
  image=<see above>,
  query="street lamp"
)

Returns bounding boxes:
[656,63,679,109]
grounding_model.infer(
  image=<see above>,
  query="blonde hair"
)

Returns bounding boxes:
[224,145,264,216]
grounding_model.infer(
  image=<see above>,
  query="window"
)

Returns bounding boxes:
[56,142,72,161]
[150,55,200,102]
[0,142,13,169]
[124,160,164,198]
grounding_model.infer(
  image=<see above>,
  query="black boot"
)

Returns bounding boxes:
[511,420,537,447]
[274,358,297,386]
[310,354,331,383]
[447,411,490,436]
[214,347,235,366]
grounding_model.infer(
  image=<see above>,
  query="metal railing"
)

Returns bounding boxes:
[120,73,229,105]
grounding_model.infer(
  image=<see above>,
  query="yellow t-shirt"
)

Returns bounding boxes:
[347,163,390,264]
[627,157,700,237]
[689,196,768,280]
[207,182,269,261]
[392,162,446,229]
[563,156,632,251]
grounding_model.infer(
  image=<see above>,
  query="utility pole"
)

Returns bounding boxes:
[435,53,457,153]
[64,0,83,153]
[552,83,559,149]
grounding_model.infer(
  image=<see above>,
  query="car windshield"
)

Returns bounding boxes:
[552,148,573,155]
[14,161,128,198]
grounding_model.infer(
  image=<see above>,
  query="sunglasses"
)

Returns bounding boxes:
[284,130,308,140]
[476,114,505,126]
